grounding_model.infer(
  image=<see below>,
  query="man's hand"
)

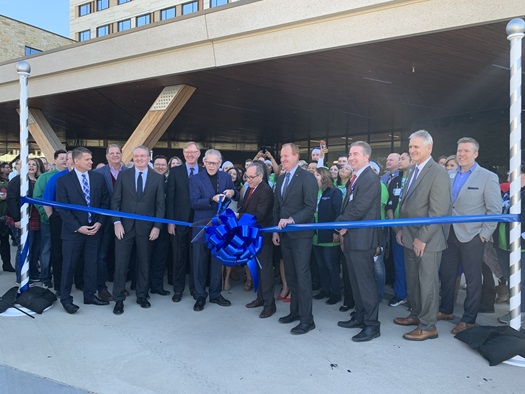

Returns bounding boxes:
[77,225,92,235]
[168,223,176,235]
[212,193,226,203]
[413,238,427,257]
[272,232,280,246]
[149,227,160,241]
[319,146,328,158]
[14,221,21,229]
[479,235,487,243]
[278,217,294,230]
[85,222,101,235]
[222,189,235,199]
[396,229,403,246]
[114,222,125,240]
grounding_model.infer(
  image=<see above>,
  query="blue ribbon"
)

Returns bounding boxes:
[25,196,520,294]
[205,209,263,291]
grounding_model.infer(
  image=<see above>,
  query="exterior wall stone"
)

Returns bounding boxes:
[0,16,74,63]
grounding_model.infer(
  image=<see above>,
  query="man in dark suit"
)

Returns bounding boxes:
[272,143,317,335]
[111,146,166,315]
[335,141,382,342]
[394,130,451,341]
[56,147,110,314]
[190,148,238,312]
[166,141,203,302]
[336,141,382,342]
[94,144,127,301]
[241,162,276,318]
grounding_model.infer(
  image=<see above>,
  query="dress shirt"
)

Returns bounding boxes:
[451,163,478,203]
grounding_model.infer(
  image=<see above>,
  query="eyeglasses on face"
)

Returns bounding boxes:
[245,174,261,180]
[205,161,220,167]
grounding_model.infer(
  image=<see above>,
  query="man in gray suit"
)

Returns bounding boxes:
[394,130,451,341]
[273,143,318,335]
[111,146,166,315]
[438,137,501,334]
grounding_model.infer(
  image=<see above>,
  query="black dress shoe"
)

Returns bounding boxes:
[337,318,365,329]
[278,313,300,324]
[2,265,15,273]
[63,303,79,314]
[137,298,151,308]
[84,296,109,306]
[194,297,206,311]
[326,295,341,305]
[97,288,113,302]
[191,290,197,300]
[113,301,124,315]
[339,305,351,312]
[151,289,170,296]
[352,326,380,342]
[210,295,231,307]
[313,290,329,300]
[246,299,264,308]
[172,292,182,303]
[259,304,276,318]
[291,321,316,335]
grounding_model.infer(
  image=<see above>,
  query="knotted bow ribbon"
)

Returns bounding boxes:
[205,209,263,291]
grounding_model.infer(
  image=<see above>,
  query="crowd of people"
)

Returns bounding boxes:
[0,130,523,340]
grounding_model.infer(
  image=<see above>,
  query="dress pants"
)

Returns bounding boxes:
[150,224,168,291]
[0,227,11,270]
[39,223,51,285]
[49,212,63,291]
[440,229,484,324]
[113,227,151,302]
[340,252,354,307]
[342,245,380,328]
[253,235,275,307]
[60,233,100,305]
[96,220,115,289]
[171,226,195,294]
[313,245,340,296]
[404,247,441,330]
[391,232,407,299]
[280,234,313,325]
[193,242,221,299]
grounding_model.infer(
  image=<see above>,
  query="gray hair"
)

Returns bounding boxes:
[133,145,150,156]
[247,162,264,177]
[457,137,479,152]
[204,149,222,162]
[106,144,121,155]
[350,141,372,157]
[409,130,433,146]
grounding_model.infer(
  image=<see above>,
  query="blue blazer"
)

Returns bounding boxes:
[189,170,239,240]
[94,164,128,197]
[316,187,343,244]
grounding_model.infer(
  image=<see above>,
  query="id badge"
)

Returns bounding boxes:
[393,188,401,196]
[349,194,354,201]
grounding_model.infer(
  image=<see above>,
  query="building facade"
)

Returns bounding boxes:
[70,0,241,41]
[0,15,74,63]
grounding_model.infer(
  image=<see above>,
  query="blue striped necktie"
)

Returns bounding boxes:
[81,173,92,223]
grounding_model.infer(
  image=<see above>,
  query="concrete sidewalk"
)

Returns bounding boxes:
[1,265,524,394]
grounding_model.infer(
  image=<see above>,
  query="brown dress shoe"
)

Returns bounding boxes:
[98,288,113,302]
[437,312,454,321]
[393,316,420,326]
[403,327,438,341]
[246,299,264,308]
[259,304,276,318]
[451,322,474,334]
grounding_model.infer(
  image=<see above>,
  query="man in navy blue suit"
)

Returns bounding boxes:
[190,149,238,312]
[56,147,110,314]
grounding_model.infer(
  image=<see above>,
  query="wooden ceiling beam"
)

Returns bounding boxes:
[27,108,66,162]
[122,84,196,163]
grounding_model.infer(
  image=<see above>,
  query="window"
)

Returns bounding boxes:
[24,46,42,56]
[117,19,131,32]
[117,0,131,4]
[97,25,110,37]
[210,0,228,7]
[79,3,91,17]
[78,30,91,41]
[160,7,176,20]
[97,0,109,11]
[136,14,150,27]
[182,1,198,15]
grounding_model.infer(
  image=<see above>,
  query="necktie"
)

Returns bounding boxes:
[189,167,194,178]
[342,175,357,209]
[81,173,92,223]
[282,173,291,198]
[137,172,143,199]
[406,166,419,194]
[245,187,254,203]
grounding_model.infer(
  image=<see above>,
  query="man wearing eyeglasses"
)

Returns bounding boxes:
[190,149,239,312]
[240,162,276,318]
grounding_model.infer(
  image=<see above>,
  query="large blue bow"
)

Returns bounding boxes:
[205,209,263,291]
